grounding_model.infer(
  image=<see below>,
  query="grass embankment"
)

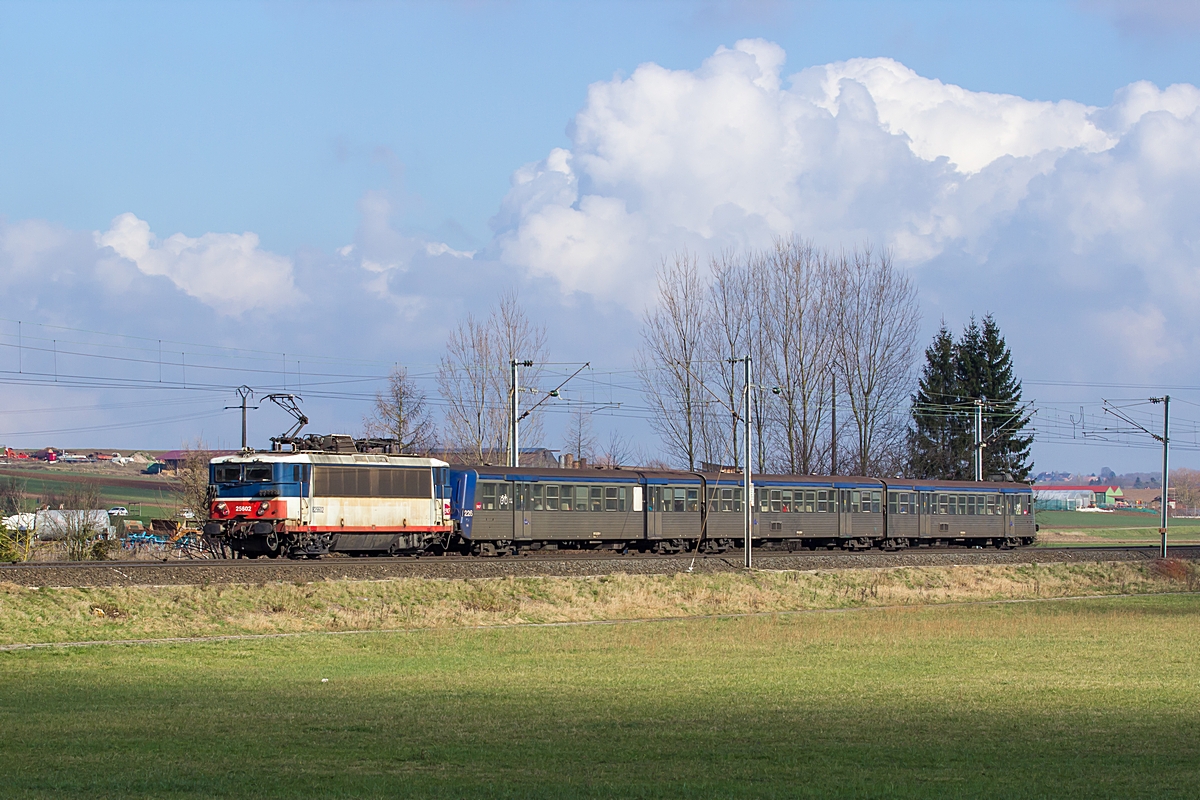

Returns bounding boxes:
[2,594,1200,797]
[1035,509,1200,545]
[2,560,1197,646]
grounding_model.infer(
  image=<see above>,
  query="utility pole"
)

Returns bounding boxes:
[742,356,753,569]
[830,370,837,476]
[1155,395,1171,558]
[225,386,257,450]
[509,359,533,468]
[974,399,985,482]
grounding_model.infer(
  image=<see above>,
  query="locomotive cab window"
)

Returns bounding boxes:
[214,465,241,483]
[245,465,272,482]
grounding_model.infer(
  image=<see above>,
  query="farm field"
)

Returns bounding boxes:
[1034,510,1200,546]
[0,467,180,522]
[2,593,1199,797]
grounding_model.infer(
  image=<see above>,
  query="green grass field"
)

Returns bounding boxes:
[1034,510,1200,546]
[2,594,1199,797]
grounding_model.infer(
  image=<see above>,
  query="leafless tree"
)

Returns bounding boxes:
[831,246,920,476]
[489,290,550,459]
[438,313,498,463]
[42,480,106,561]
[437,291,549,464]
[597,429,634,468]
[760,238,834,474]
[176,440,213,525]
[704,251,753,469]
[638,251,712,470]
[562,398,596,464]
[364,366,437,453]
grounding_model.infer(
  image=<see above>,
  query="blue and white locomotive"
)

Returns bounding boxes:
[204,450,453,558]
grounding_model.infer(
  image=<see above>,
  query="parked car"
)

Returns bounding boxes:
[177,509,195,519]
[108,506,129,516]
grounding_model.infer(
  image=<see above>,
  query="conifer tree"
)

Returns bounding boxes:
[907,315,1032,480]
[977,314,1032,480]
[907,324,968,478]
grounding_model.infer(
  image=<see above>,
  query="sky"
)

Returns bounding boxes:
[2,0,1200,474]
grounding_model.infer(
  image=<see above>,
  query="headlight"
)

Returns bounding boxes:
[215,502,228,517]
[256,501,271,516]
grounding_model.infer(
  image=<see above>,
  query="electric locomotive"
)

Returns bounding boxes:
[203,448,453,558]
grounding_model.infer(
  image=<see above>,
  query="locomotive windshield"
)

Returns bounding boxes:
[213,463,274,483]
[214,465,242,483]
[244,464,272,482]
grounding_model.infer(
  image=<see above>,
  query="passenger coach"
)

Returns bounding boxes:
[450,467,1035,554]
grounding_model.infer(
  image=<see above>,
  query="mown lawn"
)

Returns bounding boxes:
[2,594,1199,797]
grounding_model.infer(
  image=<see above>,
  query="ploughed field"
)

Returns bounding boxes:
[2,564,1200,796]
[1,597,1197,797]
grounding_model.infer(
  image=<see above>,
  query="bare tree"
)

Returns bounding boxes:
[437,291,549,464]
[0,476,34,562]
[832,246,920,475]
[562,399,597,464]
[42,480,105,561]
[364,366,437,453]
[760,238,834,474]
[638,252,711,470]
[597,429,634,468]
[704,250,753,469]
[489,290,550,460]
[172,440,215,533]
[438,313,498,463]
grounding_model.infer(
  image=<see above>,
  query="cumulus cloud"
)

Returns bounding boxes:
[96,213,300,315]
[492,39,1200,375]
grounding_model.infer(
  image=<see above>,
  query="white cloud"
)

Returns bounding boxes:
[96,213,300,315]
[491,40,1200,370]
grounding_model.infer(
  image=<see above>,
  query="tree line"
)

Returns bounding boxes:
[367,239,1031,479]
[637,239,920,476]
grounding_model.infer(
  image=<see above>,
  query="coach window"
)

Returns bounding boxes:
[544,485,559,511]
[605,486,618,512]
[937,494,948,515]
[570,486,585,512]
[480,483,497,511]
[966,495,976,516]
[770,490,782,513]
[870,491,881,513]
[817,490,828,512]
[587,486,601,512]
[530,484,543,511]
[499,486,514,511]
[686,488,699,512]
[986,495,995,515]
[849,491,860,513]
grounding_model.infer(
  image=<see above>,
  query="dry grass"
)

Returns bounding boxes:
[2,559,1197,646]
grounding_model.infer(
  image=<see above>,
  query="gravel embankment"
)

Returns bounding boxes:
[2,546,1194,588]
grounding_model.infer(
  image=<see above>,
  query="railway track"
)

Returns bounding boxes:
[2,545,1195,588]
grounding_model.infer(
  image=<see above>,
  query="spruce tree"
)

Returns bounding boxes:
[906,315,1032,480]
[977,314,1033,480]
[907,324,968,479]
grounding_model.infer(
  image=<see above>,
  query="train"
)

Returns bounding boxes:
[202,447,1036,559]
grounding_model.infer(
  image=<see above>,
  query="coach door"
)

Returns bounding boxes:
[838,489,854,538]
[918,492,932,538]
[645,484,662,539]
[512,482,533,540]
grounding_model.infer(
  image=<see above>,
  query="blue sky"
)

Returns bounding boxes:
[2,0,1200,473]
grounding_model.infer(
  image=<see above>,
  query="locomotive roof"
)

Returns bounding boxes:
[209,451,449,468]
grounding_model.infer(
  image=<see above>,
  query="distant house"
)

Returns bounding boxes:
[1033,485,1124,510]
